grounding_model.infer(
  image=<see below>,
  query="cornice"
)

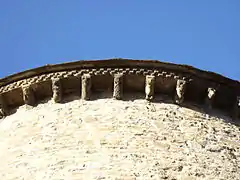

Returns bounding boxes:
[0,59,239,123]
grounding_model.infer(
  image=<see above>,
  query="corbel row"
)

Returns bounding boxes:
[145,76,239,119]
[0,74,239,120]
[174,80,219,111]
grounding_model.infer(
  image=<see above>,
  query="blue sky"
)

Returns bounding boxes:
[0,1,239,80]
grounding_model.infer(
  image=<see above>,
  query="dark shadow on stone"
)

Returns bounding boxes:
[122,92,145,101]
[180,100,240,126]
[90,91,113,101]
[2,107,17,119]
[60,95,81,103]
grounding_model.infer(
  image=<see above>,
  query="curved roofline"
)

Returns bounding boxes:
[0,58,239,123]
[0,58,239,88]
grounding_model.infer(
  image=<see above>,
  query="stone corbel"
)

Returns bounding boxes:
[52,78,62,103]
[22,85,36,106]
[113,74,123,100]
[0,95,7,118]
[145,75,155,101]
[81,74,92,100]
[205,87,217,109]
[175,79,187,105]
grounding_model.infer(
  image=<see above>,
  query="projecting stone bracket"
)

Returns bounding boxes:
[81,74,92,100]
[145,75,155,101]
[174,79,187,105]
[113,74,123,100]
[0,59,239,121]
[205,87,217,110]
[0,95,7,119]
[22,85,36,106]
[52,78,62,103]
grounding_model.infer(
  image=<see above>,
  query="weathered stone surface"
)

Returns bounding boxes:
[81,74,91,100]
[0,59,239,120]
[205,87,217,109]
[52,78,62,103]
[175,79,187,104]
[113,74,123,100]
[145,75,155,101]
[0,95,7,118]
[0,98,239,179]
[22,85,35,106]
[0,59,239,179]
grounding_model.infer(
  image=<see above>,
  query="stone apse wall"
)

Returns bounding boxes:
[1,59,240,120]
[0,59,239,179]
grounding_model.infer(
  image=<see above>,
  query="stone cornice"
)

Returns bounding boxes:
[0,59,239,122]
[1,59,239,87]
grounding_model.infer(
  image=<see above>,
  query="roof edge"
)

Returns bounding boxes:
[0,58,239,88]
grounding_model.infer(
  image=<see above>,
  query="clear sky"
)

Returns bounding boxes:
[0,1,239,80]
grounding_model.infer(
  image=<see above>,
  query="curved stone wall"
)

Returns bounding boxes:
[0,59,239,123]
[0,59,240,179]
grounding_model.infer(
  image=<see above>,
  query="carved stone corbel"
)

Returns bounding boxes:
[22,85,35,106]
[81,74,92,100]
[145,75,155,101]
[113,74,123,100]
[52,78,62,103]
[205,87,217,109]
[175,79,187,105]
[0,95,7,118]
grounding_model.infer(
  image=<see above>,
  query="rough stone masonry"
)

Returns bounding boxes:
[0,59,239,179]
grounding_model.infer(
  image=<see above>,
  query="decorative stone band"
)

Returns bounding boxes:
[0,67,190,94]
[0,59,239,122]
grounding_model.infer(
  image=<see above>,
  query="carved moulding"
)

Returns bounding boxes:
[0,68,189,94]
[0,59,239,121]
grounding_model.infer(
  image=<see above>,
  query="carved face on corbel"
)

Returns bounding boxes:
[207,87,216,99]
[145,76,155,100]
[176,80,186,98]
[82,74,91,85]
[146,76,155,86]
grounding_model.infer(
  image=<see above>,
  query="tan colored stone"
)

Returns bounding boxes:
[0,98,239,180]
